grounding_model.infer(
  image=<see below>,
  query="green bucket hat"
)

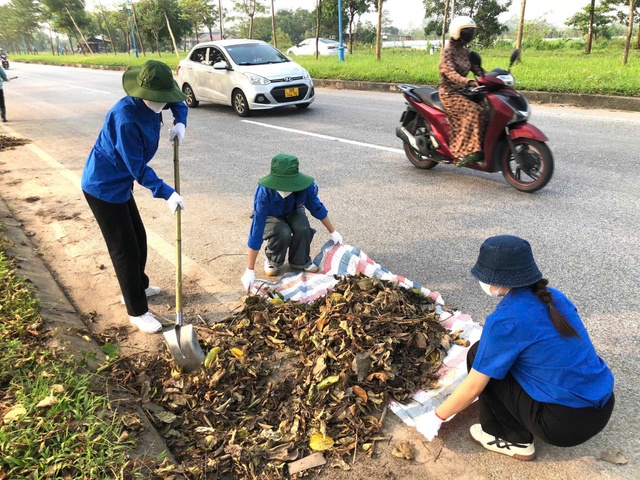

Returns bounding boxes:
[258,154,314,192]
[122,60,187,103]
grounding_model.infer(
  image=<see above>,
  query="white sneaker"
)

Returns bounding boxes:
[291,262,319,273]
[469,424,536,461]
[120,286,163,304]
[129,311,162,333]
[264,258,279,276]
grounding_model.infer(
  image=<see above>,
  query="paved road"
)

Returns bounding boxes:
[2,62,639,478]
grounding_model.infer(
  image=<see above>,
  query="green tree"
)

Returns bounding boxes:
[180,0,209,42]
[0,0,43,53]
[566,3,616,41]
[276,8,315,45]
[202,1,219,40]
[345,0,372,52]
[422,0,512,47]
[42,0,92,52]
[232,0,267,38]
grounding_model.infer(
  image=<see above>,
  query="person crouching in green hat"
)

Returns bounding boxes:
[81,60,188,334]
[241,154,343,290]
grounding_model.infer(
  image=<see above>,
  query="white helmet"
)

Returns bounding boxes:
[449,16,476,40]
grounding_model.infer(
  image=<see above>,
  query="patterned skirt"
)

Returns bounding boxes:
[440,92,487,159]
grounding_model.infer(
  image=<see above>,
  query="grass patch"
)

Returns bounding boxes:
[0,229,141,479]
[13,47,640,97]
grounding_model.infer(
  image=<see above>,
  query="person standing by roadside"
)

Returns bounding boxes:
[82,60,188,334]
[0,64,9,122]
[417,235,615,461]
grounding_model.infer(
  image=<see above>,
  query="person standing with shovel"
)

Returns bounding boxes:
[0,63,10,122]
[82,60,188,334]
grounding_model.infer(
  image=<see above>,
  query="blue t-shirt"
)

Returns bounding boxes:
[81,96,188,203]
[472,287,613,408]
[247,183,328,250]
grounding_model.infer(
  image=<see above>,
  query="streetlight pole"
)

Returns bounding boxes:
[338,0,344,61]
[126,0,138,57]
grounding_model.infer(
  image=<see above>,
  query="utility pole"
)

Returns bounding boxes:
[516,0,526,53]
[126,0,138,57]
[338,0,344,61]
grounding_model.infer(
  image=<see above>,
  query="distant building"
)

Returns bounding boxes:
[82,35,113,53]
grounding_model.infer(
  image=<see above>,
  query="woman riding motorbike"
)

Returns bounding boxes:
[439,16,487,167]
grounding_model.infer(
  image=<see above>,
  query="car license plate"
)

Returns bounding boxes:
[285,87,299,98]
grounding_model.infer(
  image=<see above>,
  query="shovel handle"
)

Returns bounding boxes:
[174,139,183,324]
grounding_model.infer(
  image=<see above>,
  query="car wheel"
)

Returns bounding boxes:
[182,84,199,108]
[232,89,250,117]
[295,103,311,110]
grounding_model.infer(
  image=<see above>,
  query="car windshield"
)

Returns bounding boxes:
[225,43,289,65]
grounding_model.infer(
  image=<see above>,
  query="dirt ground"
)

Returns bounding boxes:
[0,135,626,479]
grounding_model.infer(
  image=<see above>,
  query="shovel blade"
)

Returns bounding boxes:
[163,324,205,373]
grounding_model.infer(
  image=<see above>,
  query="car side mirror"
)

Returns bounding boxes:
[213,61,229,70]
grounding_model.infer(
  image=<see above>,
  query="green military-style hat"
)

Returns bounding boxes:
[122,60,187,103]
[258,154,314,192]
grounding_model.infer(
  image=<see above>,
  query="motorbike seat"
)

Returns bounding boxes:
[413,87,445,112]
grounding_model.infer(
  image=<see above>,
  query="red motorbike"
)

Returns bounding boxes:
[396,50,553,192]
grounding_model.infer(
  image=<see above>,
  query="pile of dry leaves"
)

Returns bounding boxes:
[120,274,468,479]
[0,135,30,152]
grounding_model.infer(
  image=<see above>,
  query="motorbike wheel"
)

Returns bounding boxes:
[501,138,553,193]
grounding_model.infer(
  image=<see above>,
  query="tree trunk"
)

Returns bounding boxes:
[375,0,383,60]
[315,0,322,60]
[349,17,354,54]
[65,7,94,54]
[98,0,117,54]
[516,0,526,53]
[164,10,181,59]
[271,0,277,48]
[131,2,146,56]
[441,0,450,50]
[586,0,596,54]
[219,0,224,39]
[622,0,634,65]
[636,14,640,49]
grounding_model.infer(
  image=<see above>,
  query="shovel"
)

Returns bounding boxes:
[162,138,205,373]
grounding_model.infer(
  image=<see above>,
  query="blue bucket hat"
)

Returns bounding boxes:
[470,235,543,288]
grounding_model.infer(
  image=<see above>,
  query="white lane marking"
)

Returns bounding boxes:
[58,83,114,95]
[242,120,405,154]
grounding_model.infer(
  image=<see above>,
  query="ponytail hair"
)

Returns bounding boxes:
[532,279,579,338]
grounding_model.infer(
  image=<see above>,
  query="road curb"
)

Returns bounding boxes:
[0,196,180,473]
[15,60,640,112]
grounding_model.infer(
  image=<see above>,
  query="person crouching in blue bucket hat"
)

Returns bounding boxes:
[417,235,615,461]
[241,154,343,291]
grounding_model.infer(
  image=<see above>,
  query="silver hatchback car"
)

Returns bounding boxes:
[177,39,315,116]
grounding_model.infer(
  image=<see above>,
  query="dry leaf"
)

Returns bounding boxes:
[2,404,27,423]
[35,396,58,408]
[352,385,368,403]
[391,440,414,460]
[310,433,335,451]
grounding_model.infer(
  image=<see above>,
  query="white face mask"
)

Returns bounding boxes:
[143,99,167,113]
[277,190,293,198]
[479,281,500,298]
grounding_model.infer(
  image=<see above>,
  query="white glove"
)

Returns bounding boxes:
[330,230,343,245]
[169,122,186,145]
[241,268,255,291]
[415,410,444,442]
[167,191,185,213]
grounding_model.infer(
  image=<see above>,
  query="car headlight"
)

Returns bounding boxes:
[245,73,271,85]
[302,69,310,79]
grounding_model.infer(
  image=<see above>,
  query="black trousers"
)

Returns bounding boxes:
[263,208,315,268]
[0,88,6,120]
[84,191,150,316]
[467,341,614,446]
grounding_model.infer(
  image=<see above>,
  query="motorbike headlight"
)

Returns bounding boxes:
[245,73,271,85]
[496,74,515,86]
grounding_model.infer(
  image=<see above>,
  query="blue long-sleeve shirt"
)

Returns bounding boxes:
[247,183,328,250]
[81,96,188,203]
